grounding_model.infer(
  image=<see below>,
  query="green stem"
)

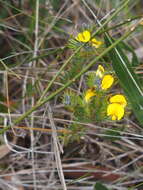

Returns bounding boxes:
[91,0,130,38]
[98,15,143,35]
[37,45,82,103]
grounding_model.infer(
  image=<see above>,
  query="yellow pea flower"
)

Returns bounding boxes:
[109,94,127,107]
[75,30,91,42]
[84,88,96,103]
[107,103,124,120]
[96,65,105,78]
[101,74,114,90]
[91,38,103,48]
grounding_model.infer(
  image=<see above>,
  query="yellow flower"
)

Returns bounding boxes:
[107,103,124,120]
[75,30,91,42]
[101,74,114,90]
[109,94,127,107]
[91,38,103,48]
[84,88,96,103]
[96,65,105,78]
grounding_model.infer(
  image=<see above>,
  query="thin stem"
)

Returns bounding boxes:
[30,0,39,189]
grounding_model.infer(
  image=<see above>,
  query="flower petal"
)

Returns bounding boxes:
[107,103,124,120]
[101,74,114,90]
[96,65,105,78]
[109,94,127,107]
[84,88,96,103]
[91,38,103,48]
[76,30,91,42]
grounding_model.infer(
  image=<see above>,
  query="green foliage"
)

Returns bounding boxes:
[62,64,115,143]
[94,182,111,190]
[0,93,8,113]
[119,41,140,66]
[67,39,81,50]
[26,83,36,97]
[61,60,84,84]
[50,0,61,12]
[86,72,98,88]
[63,91,82,108]
[63,87,108,124]
[93,0,101,4]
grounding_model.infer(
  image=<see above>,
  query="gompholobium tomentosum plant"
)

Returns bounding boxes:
[62,29,128,143]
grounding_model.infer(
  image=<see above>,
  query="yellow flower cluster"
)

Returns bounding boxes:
[96,65,114,90]
[107,95,127,120]
[75,30,103,48]
[84,65,127,121]
[84,65,114,103]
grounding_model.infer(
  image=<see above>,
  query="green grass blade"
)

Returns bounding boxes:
[94,182,110,190]
[119,41,140,66]
[105,35,143,126]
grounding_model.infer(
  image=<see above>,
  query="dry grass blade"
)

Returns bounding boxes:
[48,105,67,190]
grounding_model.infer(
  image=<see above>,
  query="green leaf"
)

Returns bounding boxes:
[50,0,61,11]
[94,182,110,190]
[105,34,143,126]
[0,93,8,113]
[119,41,140,66]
